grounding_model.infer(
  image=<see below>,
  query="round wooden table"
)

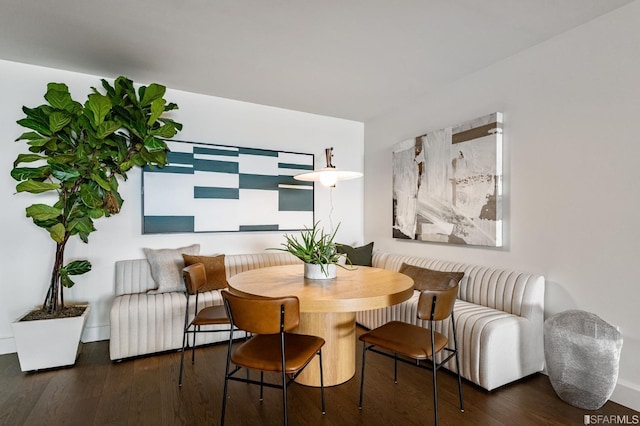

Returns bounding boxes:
[228,264,414,386]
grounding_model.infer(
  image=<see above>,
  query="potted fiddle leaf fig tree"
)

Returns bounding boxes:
[10,76,182,371]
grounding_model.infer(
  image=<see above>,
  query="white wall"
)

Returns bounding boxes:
[0,61,364,352]
[364,1,640,411]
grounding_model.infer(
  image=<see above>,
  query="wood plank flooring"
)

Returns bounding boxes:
[1,328,637,426]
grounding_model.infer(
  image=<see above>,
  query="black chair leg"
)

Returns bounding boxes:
[178,329,188,386]
[191,326,198,364]
[260,371,264,401]
[319,350,326,415]
[282,369,288,426]
[358,342,367,409]
[394,353,398,383]
[221,330,234,426]
[431,326,439,426]
[452,317,464,412]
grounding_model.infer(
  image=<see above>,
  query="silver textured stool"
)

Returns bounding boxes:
[544,310,623,410]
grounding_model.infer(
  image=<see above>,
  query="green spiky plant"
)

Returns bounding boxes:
[10,76,182,316]
[269,222,350,275]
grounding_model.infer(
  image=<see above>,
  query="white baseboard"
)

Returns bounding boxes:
[611,379,640,411]
[0,336,16,355]
[81,324,110,343]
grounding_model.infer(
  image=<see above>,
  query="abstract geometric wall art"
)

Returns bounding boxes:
[142,140,314,233]
[392,113,503,247]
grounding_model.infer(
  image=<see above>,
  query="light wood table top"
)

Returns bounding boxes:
[228,264,414,386]
[228,264,414,312]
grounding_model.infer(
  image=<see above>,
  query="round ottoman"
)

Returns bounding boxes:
[544,310,623,410]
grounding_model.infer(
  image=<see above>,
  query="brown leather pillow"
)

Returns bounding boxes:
[182,254,228,291]
[398,263,464,291]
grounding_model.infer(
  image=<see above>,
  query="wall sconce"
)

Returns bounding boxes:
[294,147,363,187]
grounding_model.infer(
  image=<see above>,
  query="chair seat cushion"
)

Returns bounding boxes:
[232,333,325,373]
[192,305,229,326]
[359,320,447,359]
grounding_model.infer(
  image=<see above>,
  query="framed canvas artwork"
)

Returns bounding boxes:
[142,140,314,233]
[392,112,503,247]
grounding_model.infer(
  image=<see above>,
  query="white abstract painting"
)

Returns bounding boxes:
[392,113,503,247]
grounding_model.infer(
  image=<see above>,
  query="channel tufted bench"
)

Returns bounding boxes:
[109,252,301,361]
[109,250,544,391]
[356,251,545,391]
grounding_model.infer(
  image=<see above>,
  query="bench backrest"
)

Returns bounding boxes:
[372,252,545,321]
[115,252,301,296]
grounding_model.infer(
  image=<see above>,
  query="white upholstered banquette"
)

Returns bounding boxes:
[109,251,544,391]
[357,252,545,391]
[109,252,301,361]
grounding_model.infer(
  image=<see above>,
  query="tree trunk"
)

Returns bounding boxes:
[44,237,69,313]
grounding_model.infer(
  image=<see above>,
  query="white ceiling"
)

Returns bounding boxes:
[0,0,633,122]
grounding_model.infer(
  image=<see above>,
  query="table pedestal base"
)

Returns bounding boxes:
[294,311,356,387]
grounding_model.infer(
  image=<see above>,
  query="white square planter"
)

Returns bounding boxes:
[11,305,90,372]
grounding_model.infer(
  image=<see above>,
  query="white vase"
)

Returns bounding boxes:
[12,304,90,371]
[304,263,337,280]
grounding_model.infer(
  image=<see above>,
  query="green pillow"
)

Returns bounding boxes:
[336,242,374,266]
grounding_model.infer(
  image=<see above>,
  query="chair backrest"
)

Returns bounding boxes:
[183,263,207,295]
[416,283,459,321]
[222,290,300,334]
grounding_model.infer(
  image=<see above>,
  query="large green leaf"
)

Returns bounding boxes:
[15,132,46,142]
[147,98,165,125]
[10,166,49,181]
[60,274,75,288]
[80,183,102,208]
[22,105,50,124]
[118,160,134,172]
[51,163,81,181]
[164,102,179,112]
[17,118,52,136]
[45,84,74,111]
[96,120,121,139]
[26,204,62,221]
[139,83,166,106]
[16,180,59,193]
[88,208,105,219]
[141,149,167,166]
[63,260,92,276]
[90,172,111,191]
[86,93,112,127]
[49,111,72,132]
[26,137,53,148]
[143,136,166,152]
[100,79,116,98]
[68,216,95,235]
[13,153,45,167]
[48,223,66,243]
[150,123,178,138]
[159,117,183,131]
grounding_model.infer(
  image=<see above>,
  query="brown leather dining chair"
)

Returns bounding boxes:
[220,290,326,426]
[358,282,464,426]
[178,263,230,386]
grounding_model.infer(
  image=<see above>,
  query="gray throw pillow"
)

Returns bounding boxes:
[145,244,200,293]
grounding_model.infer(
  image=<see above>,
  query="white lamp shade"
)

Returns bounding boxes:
[294,168,362,186]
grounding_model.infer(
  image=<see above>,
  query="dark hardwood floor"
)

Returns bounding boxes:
[1,327,637,426]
